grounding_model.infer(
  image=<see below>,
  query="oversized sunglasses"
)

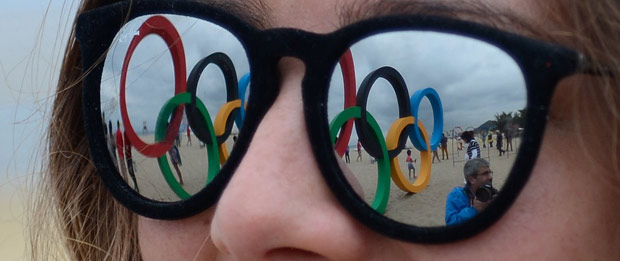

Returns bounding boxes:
[78,0,603,243]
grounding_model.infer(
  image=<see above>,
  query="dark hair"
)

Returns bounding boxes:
[460,130,474,142]
[407,149,411,156]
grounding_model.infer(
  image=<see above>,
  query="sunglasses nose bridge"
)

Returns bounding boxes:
[274,57,307,80]
[259,28,329,61]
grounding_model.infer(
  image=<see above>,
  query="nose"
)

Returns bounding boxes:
[209,58,376,259]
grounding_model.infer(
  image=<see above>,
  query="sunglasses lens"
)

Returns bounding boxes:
[328,31,526,227]
[100,15,250,202]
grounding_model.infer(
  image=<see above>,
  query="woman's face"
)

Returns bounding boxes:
[138,0,620,259]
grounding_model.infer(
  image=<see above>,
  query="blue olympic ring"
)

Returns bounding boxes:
[235,72,251,128]
[409,88,443,151]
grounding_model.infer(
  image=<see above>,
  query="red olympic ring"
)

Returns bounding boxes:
[335,49,356,157]
[120,15,187,157]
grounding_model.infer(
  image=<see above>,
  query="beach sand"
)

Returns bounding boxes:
[117,134,519,227]
[0,179,28,260]
[115,134,240,201]
[348,137,518,227]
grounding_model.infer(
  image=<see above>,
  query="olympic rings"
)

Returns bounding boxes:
[356,66,411,159]
[235,73,251,128]
[330,64,443,199]
[330,106,390,214]
[334,50,357,157]
[386,116,432,193]
[215,100,242,164]
[186,52,239,146]
[409,88,444,151]
[155,92,220,199]
[120,15,187,157]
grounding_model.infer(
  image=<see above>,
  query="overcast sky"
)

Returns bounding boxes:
[1,0,78,180]
[102,14,526,150]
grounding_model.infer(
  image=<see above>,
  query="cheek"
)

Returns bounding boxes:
[138,209,219,260]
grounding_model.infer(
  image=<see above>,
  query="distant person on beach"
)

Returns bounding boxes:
[345,146,350,163]
[356,140,362,162]
[496,131,505,156]
[186,126,192,146]
[175,132,181,147]
[432,148,441,163]
[406,149,417,179]
[506,129,513,151]
[481,132,487,148]
[445,158,494,225]
[461,130,481,160]
[487,133,493,148]
[168,144,184,186]
[107,120,118,167]
[441,133,449,160]
[123,130,139,192]
[115,121,128,179]
[142,121,148,134]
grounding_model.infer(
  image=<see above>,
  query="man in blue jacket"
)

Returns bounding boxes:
[445,158,494,225]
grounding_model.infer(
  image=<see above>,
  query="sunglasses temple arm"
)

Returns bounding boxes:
[577,53,618,78]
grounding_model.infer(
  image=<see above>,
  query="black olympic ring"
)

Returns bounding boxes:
[185,52,239,145]
[356,66,411,159]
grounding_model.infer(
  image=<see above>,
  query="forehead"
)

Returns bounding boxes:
[202,0,545,35]
[477,166,491,174]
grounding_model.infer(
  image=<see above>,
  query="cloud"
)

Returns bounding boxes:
[328,30,526,140]
[101,14,250,135]
[99,15,526,149]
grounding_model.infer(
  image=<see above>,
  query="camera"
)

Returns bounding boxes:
[475,183,498,202]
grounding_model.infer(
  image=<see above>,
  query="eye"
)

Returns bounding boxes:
[328,30,525,227]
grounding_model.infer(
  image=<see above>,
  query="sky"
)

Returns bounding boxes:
[1,0,79,181]
[101,14,526,154]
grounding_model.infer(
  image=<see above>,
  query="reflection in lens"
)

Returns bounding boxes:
[328,31,526,227]
[100,14,249,202]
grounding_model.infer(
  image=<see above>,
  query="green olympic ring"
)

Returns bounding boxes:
[329,106,390,214]
[155,92,220,199]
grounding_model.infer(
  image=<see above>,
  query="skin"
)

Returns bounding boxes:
[467,166,493,212]
[139,0,620,259]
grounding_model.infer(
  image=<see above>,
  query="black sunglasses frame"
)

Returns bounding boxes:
[78,0,588,243]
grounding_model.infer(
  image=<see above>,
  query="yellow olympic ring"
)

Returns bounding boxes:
[386,116,432,193]
[214,99,242,164]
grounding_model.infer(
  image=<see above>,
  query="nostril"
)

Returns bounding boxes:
[266,247,326,260]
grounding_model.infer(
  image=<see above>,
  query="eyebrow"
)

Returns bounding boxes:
[198,0,272,29]
[204,0,545,41]
[338,1,544,39]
